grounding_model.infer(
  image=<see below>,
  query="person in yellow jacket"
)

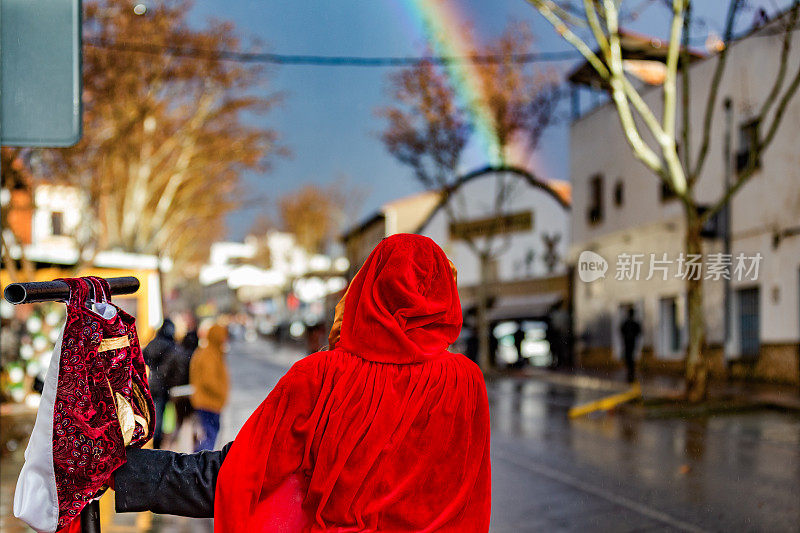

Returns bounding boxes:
[189,323,230,451]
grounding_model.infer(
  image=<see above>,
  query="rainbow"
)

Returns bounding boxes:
[404,0,505,166]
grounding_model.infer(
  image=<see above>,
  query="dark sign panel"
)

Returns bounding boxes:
[449,211,533,240]
[1,0,82,146]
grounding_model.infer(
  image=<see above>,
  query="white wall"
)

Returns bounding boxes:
[32,185,84,245]
[570,21,800,352]
[420,171,570,288]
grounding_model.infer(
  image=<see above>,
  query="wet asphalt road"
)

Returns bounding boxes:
[2,338,799,532]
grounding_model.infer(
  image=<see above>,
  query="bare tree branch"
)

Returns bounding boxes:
[41,0,283,275]
[680,0,692,172]
[662,0,686,141]
[528,0,611,78]
[701,2,800,225]
[757,1,800,121]
[603,0,672,180]
[691,0,741,179]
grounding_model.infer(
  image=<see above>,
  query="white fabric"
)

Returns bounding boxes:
[13,325,64,533]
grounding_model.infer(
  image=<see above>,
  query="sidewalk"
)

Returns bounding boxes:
[514,366,800,413]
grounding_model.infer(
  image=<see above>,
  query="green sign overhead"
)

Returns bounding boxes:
[1,0,82,147]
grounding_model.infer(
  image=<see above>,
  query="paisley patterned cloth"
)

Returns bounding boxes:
[14,277,154,532]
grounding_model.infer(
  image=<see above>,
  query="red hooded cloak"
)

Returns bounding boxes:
[214,234,491,532]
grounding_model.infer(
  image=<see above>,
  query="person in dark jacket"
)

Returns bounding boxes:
[112,443,231,518]
[620,308,642,383]
[142,319,179,449]
[172,330,198,433]
[513,326,526,369]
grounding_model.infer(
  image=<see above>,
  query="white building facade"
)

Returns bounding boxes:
[420,169,571,290]
[570,21,800,383]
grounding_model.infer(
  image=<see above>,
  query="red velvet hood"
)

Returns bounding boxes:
[337,234,462,364]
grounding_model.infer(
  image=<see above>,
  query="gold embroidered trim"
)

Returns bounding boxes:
[133,414,148,430]
[131,382,152,430]
[98,336,130,352]
[114,392,136,446]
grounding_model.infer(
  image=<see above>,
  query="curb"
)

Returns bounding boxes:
[493,369,800,416]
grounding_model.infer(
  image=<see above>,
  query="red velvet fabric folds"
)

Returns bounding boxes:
[215,234,491,532]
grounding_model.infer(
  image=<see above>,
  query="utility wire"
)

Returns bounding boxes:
[84,38,581,66]
[84,15,798,68]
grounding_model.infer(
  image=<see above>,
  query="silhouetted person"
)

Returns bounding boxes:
[464,327,478,364]
[306,322,325,353]
[489,332,499,368]
[513,326,526,369]
[545,320,560,368]
[143,319,179,449]
[620,309,642,383]
[171,330,198,434]
[547,307,570,369]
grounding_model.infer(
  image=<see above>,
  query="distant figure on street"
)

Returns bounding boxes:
[513,326,526,368]
[548,307,572,369]
[142,319,179,449]
[189,324,230,451]
[111,234,491,532]
[305,322,325,353]
[489,331,499,368]
[545,319,561,368]
[170,329,198,437]
[620,308,642,383]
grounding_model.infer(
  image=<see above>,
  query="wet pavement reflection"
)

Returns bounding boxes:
[487,376,800,532]
[2,341,799,532]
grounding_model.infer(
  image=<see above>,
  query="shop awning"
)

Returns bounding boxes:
[486,293,563,322]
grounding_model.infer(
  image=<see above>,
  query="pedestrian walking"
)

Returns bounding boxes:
[170,329,198,437]
[142,319,179,449]
[513,325,526,368]
[620,308,642,383]
[110,234,491,532]
[189,324,229,451]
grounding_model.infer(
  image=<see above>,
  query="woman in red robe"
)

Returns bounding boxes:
[113,233,491,532]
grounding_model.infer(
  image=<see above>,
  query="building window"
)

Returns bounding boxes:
[613,180,624,207]
[587,174,604,225]
[660,180,677,202]
[737,286,760,359]
[736,119,762,174]
[51,211,64,236]
[659,297,681,356]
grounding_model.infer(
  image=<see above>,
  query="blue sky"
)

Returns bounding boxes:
[184,0,789,240]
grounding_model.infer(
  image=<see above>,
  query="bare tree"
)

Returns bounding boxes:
[379,23,560,370]
[278,181,359,254]
[528,0,800,400]
[40,0,284,280]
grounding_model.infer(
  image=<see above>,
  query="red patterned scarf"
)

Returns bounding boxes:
[14,277,154,531]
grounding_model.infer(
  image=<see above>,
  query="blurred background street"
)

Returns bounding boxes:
[4,338,797,532]
[3,0,800,530]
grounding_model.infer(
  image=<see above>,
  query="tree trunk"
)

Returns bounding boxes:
[476,253,492,372]
[684,213,708,402]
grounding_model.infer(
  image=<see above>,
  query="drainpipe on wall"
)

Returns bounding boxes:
[723,97,733,361]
